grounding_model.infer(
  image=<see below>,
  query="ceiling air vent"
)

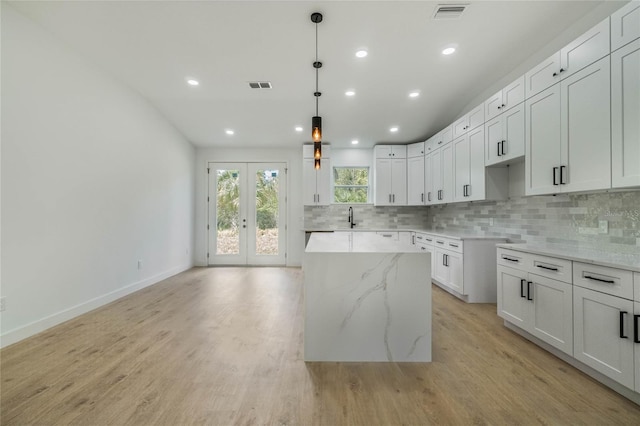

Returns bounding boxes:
[433,4,467,20]
[249,81,272,89]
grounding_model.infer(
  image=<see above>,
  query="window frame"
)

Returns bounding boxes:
[332,166,370,204]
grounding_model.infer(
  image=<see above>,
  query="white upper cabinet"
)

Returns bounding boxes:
[611,0,640,51]
[485,76,525,121]
[526,58,611,195]
[525,52,562,99]
[485,103,525,166]
[612,38,640,188]
[452,104,485,138]
[303,144,331,206]
[429,145,454,205]
[407,155,425,205]
[432,126,453,149]
[560,18,610,80]
[453,127,486,202]
[407,141,425,158]
[375,145,406,159]
[424,152,434,205]
[525,19,610,99]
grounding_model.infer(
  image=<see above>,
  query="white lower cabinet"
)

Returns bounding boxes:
[573,285,635,390]
[497,265,573,355]
[498,246,640,396]
[434,245,463,294]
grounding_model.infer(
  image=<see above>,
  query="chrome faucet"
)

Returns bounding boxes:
[348,206,356,228]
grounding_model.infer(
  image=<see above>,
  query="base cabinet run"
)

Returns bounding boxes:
[497,246,640,398]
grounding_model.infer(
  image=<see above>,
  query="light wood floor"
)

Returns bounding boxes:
[2,267,640,425]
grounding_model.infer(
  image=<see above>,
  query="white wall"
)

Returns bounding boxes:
[195,147,303,266]
[0,4,196,347]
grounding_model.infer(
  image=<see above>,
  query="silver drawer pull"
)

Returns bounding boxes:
[536,264,559,272]
[449,243,459,248]
[436,241,444,245]
[502,257,519,262]
[381,234,392,238]
[584,275,615,284]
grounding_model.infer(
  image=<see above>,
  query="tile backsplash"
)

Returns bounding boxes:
[304,191,640,253]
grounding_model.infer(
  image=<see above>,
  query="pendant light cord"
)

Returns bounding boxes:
[315,22,319,116]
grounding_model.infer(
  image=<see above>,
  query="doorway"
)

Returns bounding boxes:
[207,162,287,265]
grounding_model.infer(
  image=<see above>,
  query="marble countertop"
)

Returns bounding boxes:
[497,243,640,272]
[305,231,423,253]
[304,228,507,241]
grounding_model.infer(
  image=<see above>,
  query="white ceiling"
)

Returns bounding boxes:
[6,1,623,149]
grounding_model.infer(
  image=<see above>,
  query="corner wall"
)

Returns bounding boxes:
[1,4,196,347]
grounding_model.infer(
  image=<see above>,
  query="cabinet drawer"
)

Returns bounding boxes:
[573,262,633,300]
[529,254,572,284]
[414,233,434,246]
[376,231,399,240]
[497,248,527,269]
[445,240,463,253]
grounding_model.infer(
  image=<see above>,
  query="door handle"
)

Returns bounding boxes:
[553,167,559,185]
[501,140,506,156]
[527,281,533,301]
[634,315,640,344]
[520,279,526,298]
[560,165,566,185]
[620,311,629,339]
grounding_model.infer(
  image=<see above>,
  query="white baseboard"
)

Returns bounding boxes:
[0,262,192,348]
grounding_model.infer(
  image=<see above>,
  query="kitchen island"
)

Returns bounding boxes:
[303,232,431,362]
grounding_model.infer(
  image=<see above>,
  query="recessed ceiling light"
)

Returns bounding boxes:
[390,127,399,133]
[355,50,368,58]
[187,79,200,86]
[351,139,359,145]
[442,47,456,55]
[225,129,234,135]
[295,126,303,132]
[409,91,420,98]
[345,90,355,96]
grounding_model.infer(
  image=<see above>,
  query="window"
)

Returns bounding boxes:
[333,167,369,203]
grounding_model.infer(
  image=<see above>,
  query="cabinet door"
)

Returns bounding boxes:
[374,159,392,206]
[497,266,530,328]
[375,145,392,158]
[424,153,434,205]
[407,142,425,158]
[560,18,610,79]
[525,52,561,98]
[452,115,469,138]
[611,0,640,51]
[529,274,573,356]
[525,83,561,195]
[303,158,318,205]
[433,249,449,285]
[502,76,525,112]
[573,286,635,389]
[485,116,503,166]
[431,149,443,204]
[468,104,485,131]
[612,39,640,188]
[453,134,470,202]
[391,158,407,205]
[440,126,453,145]
[501,103,525,162]
[467,126,485,201]
[636,301,640,393]
[407,156,425,205]
[447,251,464,294]
[485,91,503,121]
[441,144,454,203]
[316,160,331,206]
[560,57,611,193]
[392,145,407,159]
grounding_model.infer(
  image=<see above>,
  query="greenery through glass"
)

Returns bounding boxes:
[216,169,240,254]
[255,170,279,255]
[334,167,369,203]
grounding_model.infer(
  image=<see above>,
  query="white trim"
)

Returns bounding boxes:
[0,263,192,349]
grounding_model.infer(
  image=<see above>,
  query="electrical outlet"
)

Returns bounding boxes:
[598,220,609,234]
[0,297,6,312]
[137,260,143,270]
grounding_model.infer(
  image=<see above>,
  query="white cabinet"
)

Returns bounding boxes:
[635,272,640,393]
[433,238,464,295]
[612,39,640,188]
[452,104,484,138]
[497,264,574,356]
[611,0,640,51]
[432,126,453,149]
[573,285,635,389]
[407,142,425,158]
[525,19,610,98]
[453,127,485,202]
[375,145,407,159]
[430,144,454,204]
[485,76,525,121]
[374,158,407,206]
[525,57,611,195]
[485,102,525,166]
[407,155,425,205]
[303,145,331,206]
[424,152,434,205]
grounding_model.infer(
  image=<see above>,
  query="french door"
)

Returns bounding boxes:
[207,162,287,265]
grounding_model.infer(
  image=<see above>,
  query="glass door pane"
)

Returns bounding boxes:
[254,168,279,256]
[216,169,240,255]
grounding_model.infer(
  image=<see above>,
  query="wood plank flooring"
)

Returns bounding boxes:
[2,266,640,425]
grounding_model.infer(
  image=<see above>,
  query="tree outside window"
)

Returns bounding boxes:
[333,167,369,203]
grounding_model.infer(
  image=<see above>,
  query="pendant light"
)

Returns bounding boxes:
[311,12,323,170]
